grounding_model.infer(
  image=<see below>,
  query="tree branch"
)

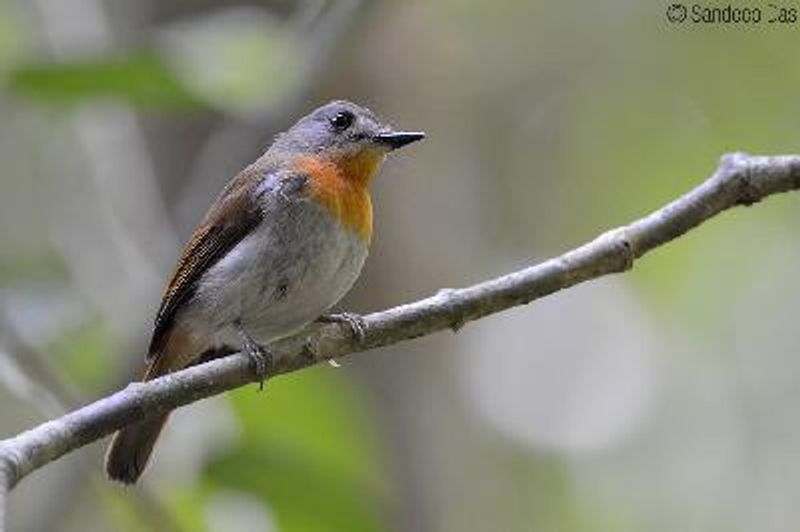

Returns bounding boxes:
[1,152,799,524]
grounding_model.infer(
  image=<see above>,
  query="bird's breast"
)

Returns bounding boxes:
[183,194,369,346]
[294,155,374,243]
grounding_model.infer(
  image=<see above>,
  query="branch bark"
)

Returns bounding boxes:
[1,152,799,525]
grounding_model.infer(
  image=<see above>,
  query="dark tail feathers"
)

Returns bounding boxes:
[104,414,169,484]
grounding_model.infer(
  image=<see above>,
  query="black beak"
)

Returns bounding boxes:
[373,131,425,150]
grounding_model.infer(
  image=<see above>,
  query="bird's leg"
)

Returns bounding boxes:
[316,312,367,342]
[234,320,272,391]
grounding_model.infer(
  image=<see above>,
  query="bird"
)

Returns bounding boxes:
[105,100,424,484]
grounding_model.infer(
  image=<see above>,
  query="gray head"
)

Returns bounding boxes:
[271,100,425,157]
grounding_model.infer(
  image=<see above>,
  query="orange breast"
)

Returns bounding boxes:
[295,155,374,243]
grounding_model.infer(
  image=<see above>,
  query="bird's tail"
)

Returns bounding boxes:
[105,413,169,484]
[105,328,196,484]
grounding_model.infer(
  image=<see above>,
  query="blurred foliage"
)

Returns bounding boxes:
[158,8,303,117]
[203,368,387,532]
[8,51,203,110]
[52,320,115,393]
[167,489,211,532]
[102,489,165,532]
[6,9,302,115]
[0,1,20,75]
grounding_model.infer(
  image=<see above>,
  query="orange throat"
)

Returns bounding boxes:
[295,152,381,243]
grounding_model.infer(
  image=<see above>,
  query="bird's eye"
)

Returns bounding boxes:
[329,111,354,131]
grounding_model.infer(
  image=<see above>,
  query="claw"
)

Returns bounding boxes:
[235,320,272,391]
[317,312,367,342]
[247,344,272,391]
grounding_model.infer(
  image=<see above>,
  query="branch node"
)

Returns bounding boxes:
[719,152,761,206]
[719,151,751,173]
[597,227,635,272]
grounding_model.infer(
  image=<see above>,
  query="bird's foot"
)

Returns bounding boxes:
[247,343,273,391]
[235,321,273,391]
[317,312,367,342]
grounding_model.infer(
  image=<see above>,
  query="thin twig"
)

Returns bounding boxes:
[0,313,82,415]
[0,153,798,525]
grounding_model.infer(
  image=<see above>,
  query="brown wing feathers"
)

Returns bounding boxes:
[105,167,267,484]
[148,166,266,361]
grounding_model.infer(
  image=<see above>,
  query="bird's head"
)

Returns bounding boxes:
[272,100,424,185]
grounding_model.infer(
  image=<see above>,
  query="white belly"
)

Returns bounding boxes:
[178,199,369,349]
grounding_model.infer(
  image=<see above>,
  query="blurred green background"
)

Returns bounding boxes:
[1,1,799,531]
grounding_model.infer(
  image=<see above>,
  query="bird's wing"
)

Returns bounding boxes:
[147,165,268,359]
